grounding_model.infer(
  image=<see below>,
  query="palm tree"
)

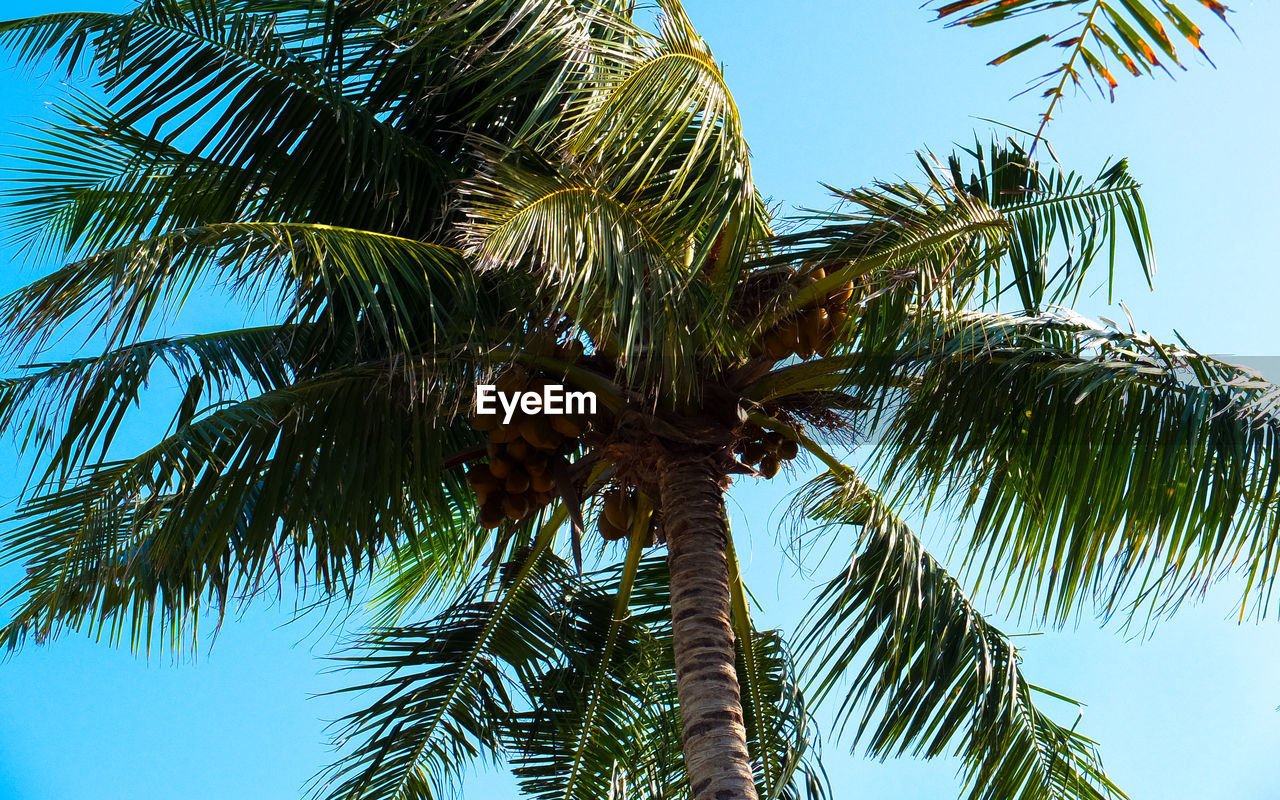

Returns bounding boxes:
[0,1,1262,799]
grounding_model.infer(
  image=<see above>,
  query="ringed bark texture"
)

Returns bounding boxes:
[659,454,758,800]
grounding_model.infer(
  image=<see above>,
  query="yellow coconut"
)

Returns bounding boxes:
[602,489,634,530]
[530,471,555,493]
[550,414,586,439]
[598,515,627,542]
[518,416,562,451]
[524,451,549,475]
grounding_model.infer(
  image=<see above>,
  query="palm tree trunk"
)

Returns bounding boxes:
[659,454,758,800]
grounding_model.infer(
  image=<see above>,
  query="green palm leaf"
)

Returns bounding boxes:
[561,0,760,257]
[0,222,474,357]
[881,310,1280,623]
[758,139,1151,328]
[3,93,246,260]
[728,543,828,800]
[2,356,481,652]
[0,325,306,482]
[457,153,699,386]
[506,536,660,800]
[317,513,569,800]
[794,471,1123,800]
[944,138,1154,310]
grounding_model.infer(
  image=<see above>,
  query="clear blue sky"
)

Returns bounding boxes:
[2,2,1278,798]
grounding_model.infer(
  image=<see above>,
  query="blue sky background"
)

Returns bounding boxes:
[2,1,1278,798]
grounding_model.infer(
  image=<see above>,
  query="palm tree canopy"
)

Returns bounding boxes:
[0,2,1258,800]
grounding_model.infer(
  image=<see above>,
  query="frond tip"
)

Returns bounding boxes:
[931,0,1234,139]
[794,471,1125,800]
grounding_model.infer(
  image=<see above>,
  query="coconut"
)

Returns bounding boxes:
[494,366,529,393]
[489,425,518,444]
[763,328,792,360]
[519,416,562,450]
[468,462,496,482]
[505,468,531,495]
[530,471,555,493]
[524,451,549,475]
[488,454,514,479]
[478,501,506,529]
[830,280,855,304]
[603,489,634,530]
[740,441,769,464]
[550,414,586,438]
[506,438,531,461]
[598,515,627,542]
[503,493,531,520]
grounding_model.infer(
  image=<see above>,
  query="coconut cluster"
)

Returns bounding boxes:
[597,487,655,544]
[757,268,854,360]
[733,426,801,479]
[467,373,591,529]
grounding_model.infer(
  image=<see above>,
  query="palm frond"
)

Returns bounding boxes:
[457,153,701,388]
[1,2,450,233]
[505,542,827,800]
[0,222,474,358]
[880,309,1280,624]
[325,0,627,141]
[506,533,660,800]
[0,325,308,484]
[1,357,481,653]
[945,137,1154,310]
[750,172,1009,353]
[793,471,1124,800]
[0,10,114,66]
[562,0,757,250]
[760,139,1152,322]
[930,0,1233,140]
[739,141,1155,406]
[3,93,245,261]
[316,523,570,800]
